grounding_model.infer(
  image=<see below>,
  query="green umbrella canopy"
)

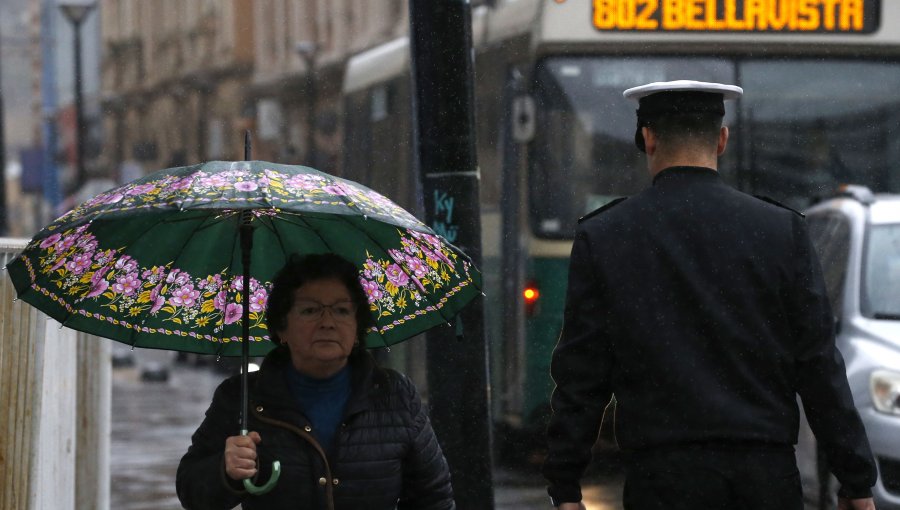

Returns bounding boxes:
[6,161,482,356]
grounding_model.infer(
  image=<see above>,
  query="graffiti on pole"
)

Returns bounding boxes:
[431,189,458,243]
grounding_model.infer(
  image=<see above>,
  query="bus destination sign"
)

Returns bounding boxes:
[592,0,879,33]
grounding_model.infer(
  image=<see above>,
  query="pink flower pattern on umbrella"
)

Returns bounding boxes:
[359,231,466,320]
[170,285,201,308]
[86,279,109,298]
[113,274,140,296]
[214,290,228,311]
[249,289,267,313]
[126,183,157,196]
[25,224,274,335]
[362,281,383,303]
[234,181,259,192]
[198,174,229,188]
[322,184,349,196]
[40,233,62,249]
[224,303,242,324]
[385,264,410,287]
[66,254,93,275]
[14,162,478,350]
[59,164,421,228]
[149,286,165,314]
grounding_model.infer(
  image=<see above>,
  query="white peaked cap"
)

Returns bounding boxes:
[623,80,743,101]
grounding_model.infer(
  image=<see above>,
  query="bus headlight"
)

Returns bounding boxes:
[870,370,900,416]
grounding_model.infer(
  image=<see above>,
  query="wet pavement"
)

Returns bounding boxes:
[111,360,221,510]
[110,360,624,510]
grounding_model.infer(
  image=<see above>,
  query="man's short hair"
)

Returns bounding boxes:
[647,111,722,151]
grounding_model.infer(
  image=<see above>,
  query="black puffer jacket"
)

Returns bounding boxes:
[176,347,455,510]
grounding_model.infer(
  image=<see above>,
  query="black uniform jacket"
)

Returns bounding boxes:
[543,166,876,502]
[176,346,455,510]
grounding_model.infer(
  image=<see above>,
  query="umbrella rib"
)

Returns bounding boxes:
[260,170,277,211]
[126,210,221,348]
[270,212,468,346]
[55,184,128,237]
[284,213,343,253]
[327,174,373,220]
[215,212,244,357]
[55,233,104,330]
[268,213,387,342]
[56,211,176,334]
[175,162,211,211]
[265,215,292,267]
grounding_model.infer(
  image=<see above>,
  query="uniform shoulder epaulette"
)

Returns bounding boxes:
[753,195,805,217]
[578,197,627,223]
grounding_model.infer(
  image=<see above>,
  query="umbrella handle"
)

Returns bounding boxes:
[243,462,281,495]
[241,429,282,495]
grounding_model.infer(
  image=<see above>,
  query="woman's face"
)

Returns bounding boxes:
[278,278,359,378]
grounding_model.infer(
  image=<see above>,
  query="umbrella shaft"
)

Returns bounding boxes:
[240,216,254,433]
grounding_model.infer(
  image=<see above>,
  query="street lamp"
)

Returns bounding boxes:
[58,0,95,191]
[295,41,318,167]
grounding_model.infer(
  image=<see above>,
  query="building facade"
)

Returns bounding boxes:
[100,0,254,179]
[99,0,407,179]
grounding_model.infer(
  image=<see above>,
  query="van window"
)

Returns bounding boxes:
[807,213,851,315]
[861,224,900,319]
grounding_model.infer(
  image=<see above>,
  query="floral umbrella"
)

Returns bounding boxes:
[5,160,482,356]
[6,158,482,495]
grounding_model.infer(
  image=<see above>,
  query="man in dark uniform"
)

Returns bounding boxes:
[542,81,877,510]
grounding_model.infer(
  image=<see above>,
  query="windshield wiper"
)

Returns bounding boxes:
[873,313,900,320]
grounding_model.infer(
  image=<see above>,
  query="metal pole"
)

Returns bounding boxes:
[72,17,86,190]
[500,69,526,418]
[241,132,252,432]
[408,1,494,508]
[42,0,61,221]
[305,55,317,167]
[240,216,252,432]
[0,20,9,235]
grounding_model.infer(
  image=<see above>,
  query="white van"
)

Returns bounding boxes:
[799,186,900,509]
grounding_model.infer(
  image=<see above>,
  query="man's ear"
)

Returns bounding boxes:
[643,127,657,155]
[717,126,729,156]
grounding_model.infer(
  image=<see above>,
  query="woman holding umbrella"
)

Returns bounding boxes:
[176,253,455,510]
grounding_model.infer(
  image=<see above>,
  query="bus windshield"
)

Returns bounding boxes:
[530,57,900,239]
[862,224,900,320]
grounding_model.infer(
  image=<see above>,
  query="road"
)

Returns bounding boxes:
[110,360,624,509]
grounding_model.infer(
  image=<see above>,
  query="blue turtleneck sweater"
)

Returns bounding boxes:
[284,365,351,455]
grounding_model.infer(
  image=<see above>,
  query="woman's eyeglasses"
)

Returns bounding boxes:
[291,299,357,323]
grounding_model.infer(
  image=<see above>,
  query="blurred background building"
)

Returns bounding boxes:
[0,0,410,237]
[98,0,407,182]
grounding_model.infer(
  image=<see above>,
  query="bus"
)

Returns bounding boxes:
[341,0,900,501]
